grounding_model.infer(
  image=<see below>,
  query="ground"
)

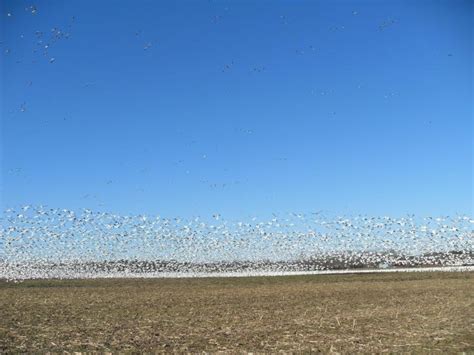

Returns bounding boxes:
[1,272,473,352]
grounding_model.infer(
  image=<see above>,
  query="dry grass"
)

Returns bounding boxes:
[0,272,473,352]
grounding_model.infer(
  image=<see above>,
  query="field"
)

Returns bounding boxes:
[1,272,473,352]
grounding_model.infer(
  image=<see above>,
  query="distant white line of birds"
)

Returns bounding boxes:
[0,206,472,281]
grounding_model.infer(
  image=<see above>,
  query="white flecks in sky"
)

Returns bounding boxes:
[143,42,152,50]
[25,5,37,15]
[383,92,397,100]
[379,18,397,31]
[222,61,234,72]
[238,128,253,135]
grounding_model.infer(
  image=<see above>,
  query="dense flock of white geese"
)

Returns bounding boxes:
[1,206,472,280]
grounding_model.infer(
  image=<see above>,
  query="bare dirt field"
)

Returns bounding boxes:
[1,272,473,353]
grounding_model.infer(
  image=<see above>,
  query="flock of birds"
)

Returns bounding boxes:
[3,4,404,116]
[4,8,74,68]
[2,6,469,281]
[1,206,472,280]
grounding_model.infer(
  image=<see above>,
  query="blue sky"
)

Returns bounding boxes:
[1,0,472,219]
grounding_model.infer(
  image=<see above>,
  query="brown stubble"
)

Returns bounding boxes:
[0,272,473,352]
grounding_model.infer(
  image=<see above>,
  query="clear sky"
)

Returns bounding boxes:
[1,0,472,219]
